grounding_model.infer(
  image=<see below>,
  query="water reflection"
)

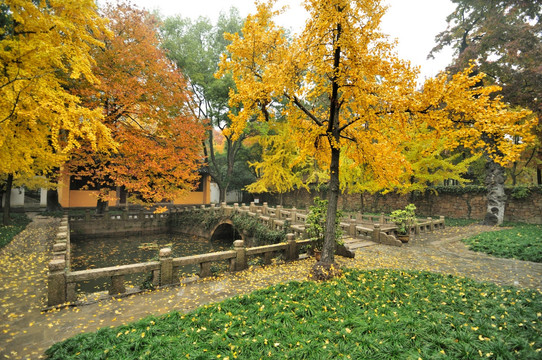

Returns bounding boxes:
[71,234,231,294]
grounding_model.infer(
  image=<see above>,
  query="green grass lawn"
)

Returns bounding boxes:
[46,269,542,359]
[463,224,542,263]
[445,217,479,227]
[0,213,30,249]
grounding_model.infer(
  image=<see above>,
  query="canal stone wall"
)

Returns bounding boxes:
[47,234,313,307]
[69,209,170,239]
[50,203,445,307]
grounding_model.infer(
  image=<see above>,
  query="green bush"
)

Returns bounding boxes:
[0,213,31,249]
[463,224,542,263]
[305,197,343,250]
[389,203,416,235]
[46,269,542,359]
[231,213,287,245]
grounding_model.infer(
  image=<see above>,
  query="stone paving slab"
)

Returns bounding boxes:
[0,218,541,359]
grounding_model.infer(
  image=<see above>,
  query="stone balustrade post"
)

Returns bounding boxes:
[379,213,385,224]
[109,275,126,295]
[85,209,91,221]
[138,209,143,220]
[286,233,298,261]
[233,203,239,213]
[152,269,160,287]
[275,205,282,219]
[290,207,297,222]
[440,216,445,228]
[52,242,67,261]
[234,240,247,271]
[372,224,381,243]
[349,219,356,237]
[428,217,434,231]
[47,259,66,307]
[262,202,268,215]
[121,208,127,220]
[249,202,255,212]
[159,247,173,286]
[200,262,211,278]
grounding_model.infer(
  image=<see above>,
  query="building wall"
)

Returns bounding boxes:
[59,172,211,208]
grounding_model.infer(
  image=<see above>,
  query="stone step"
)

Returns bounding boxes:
[345,240,375,250]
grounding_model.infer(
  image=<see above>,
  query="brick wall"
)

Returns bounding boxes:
[258,188,542,224]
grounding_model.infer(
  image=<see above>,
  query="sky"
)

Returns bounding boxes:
[120,0,457,81]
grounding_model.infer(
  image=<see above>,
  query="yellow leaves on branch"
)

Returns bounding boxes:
[217,0,537,194]
[0,0,115,181]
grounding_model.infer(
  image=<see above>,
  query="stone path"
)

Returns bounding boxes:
[0,218,541,359]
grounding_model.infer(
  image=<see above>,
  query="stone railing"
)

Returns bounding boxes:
[47,215,71,307]
[47,234,315,307]
[197,202,444,239]
[170,202,445,248]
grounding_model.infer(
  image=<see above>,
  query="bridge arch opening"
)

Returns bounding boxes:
[210,220,241,243]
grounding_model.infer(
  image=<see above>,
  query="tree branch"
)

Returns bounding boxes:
[289,94,324,127]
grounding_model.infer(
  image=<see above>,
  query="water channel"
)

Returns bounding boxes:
[70,234,232,294]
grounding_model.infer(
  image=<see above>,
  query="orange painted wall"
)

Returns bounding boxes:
[59,173,211,207]
[65,190,118,208]
[173,174,211,205]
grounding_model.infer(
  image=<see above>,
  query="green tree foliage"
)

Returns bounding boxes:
[430,0,541,224]
[161,9,259,202]
[431,0,542,188]
[430,0,542,115]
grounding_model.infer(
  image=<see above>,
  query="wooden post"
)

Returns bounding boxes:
[159,247,173,286]
[234,240,247,271]
[47,259,66,307]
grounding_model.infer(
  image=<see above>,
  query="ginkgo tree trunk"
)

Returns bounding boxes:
[217,0,536,278]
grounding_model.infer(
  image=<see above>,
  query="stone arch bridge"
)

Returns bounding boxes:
[169,202,446,251]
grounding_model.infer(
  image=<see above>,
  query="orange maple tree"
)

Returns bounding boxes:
[67,2,206,207]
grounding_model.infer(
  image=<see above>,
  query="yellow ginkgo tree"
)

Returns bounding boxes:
[0,0,114,224]
[217,0,536,277]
